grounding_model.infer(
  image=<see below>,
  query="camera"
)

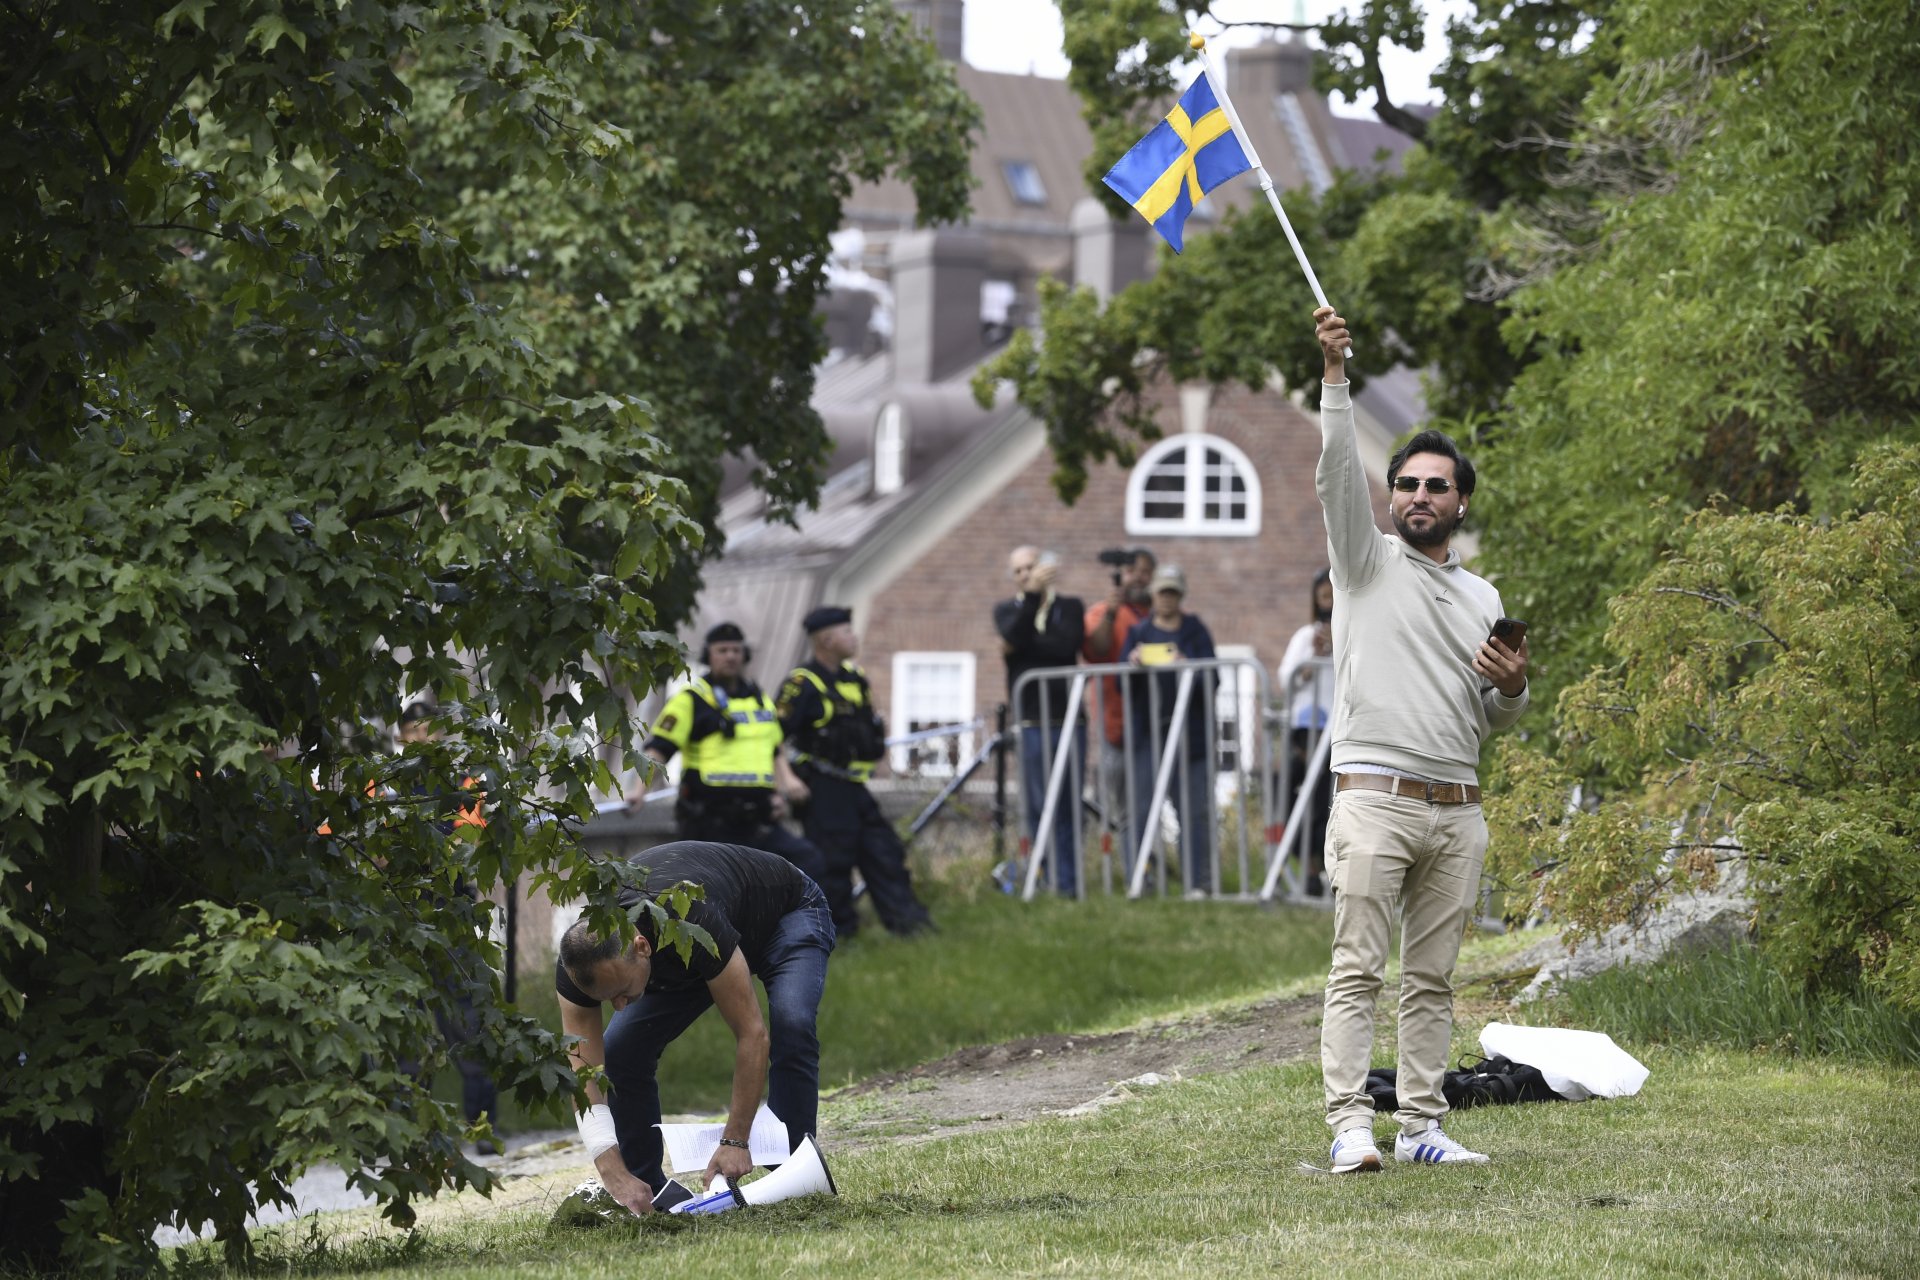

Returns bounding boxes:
[1098,546,1138,587]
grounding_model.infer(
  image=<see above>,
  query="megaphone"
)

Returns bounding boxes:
[669,1135,838,1215]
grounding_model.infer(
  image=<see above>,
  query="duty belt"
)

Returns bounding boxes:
[1335,773,1482,805]
[792,754,875,783]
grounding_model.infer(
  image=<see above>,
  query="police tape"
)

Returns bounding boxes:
[572,721,988,817]
[884,719,987,748]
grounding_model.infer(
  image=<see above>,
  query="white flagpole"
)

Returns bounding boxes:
[1191,33,1353,358]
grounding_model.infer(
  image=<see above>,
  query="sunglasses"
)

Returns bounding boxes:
[1392,476,1455,495]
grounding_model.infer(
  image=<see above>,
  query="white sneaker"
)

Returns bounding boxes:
[1329,1127,1383,1174]
[1394,1125,1489,1165]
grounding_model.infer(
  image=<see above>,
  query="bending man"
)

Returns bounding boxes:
[558,841,835,1213]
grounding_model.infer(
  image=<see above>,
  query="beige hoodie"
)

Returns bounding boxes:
[1316,381,1527,784]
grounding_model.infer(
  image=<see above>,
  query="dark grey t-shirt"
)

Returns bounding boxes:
[554,841,811,1007]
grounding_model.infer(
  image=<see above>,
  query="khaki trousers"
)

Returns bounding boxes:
[1320,787,1488,1136]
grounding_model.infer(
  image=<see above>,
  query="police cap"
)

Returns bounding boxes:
[802,605,853,634]
[705,621,746,647]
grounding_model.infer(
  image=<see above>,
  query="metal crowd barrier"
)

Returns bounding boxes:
[1261,655,1333,904]
[1009,656,1278,901]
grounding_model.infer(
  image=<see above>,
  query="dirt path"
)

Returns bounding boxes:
[826,994,1323,1148]
[318,994,1327,1236]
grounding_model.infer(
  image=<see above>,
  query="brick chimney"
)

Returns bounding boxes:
[1228,35,1315,100]
[890,226,989,384]
[894,0,965,63]
[1071,197,1153,302]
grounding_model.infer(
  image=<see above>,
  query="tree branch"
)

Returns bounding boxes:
[1653,586,1788,648]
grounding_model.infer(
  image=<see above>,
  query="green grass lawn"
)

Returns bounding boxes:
[197,889,1920,1278]
[248,1047,1920,1279]
[501,884,1337,1121]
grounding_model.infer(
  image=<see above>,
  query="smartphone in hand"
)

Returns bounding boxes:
[1490,617,1529,651]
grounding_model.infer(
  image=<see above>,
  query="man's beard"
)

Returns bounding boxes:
[1393,508,1460,549]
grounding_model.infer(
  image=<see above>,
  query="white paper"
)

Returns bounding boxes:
[1478,1021,1650,1101]
[655,1103,791,1173]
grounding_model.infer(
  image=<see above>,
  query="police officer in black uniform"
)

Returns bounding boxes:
[630,622,827,887]
[777,606,933,939]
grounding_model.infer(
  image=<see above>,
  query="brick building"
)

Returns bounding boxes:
[636,4,1426,791]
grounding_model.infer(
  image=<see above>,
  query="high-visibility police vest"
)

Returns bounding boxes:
[677,678,783,790]
[783,663,885,782]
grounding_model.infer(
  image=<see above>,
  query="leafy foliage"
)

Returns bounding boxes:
[1480,0,1920,701]
[1488,443,1920,1009]
[1018,1,1919,1013]
[0,0,963,1268]
[989,1,1615,499]
[407,2,978,617]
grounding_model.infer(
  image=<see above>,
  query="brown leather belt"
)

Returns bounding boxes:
[1335,773,1481,805]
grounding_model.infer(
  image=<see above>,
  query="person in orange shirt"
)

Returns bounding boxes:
[1081,547,1155,855]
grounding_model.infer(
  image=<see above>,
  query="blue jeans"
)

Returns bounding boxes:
[1129,743,1215,893]
[602,883,835,1191]
[1020,722,1084,895]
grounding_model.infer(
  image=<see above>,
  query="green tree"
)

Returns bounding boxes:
[1488,442,1920,1010]
[1479,0,1920,705]
[408,3,978,618]
[1,0,730,1267]
[987,1,1614,502]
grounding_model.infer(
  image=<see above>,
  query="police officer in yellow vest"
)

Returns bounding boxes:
[777,606,933,939]
[631,623,828,887]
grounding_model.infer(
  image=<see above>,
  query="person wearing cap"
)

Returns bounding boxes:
[1082,547,1157,851]
[1119,564,1218,895]
[1311,305,1529,1174]
[629,623,828,888]
[775,606,933,938]
[993,546,1087,896]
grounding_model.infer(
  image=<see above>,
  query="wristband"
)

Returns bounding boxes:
[717,1137,750,1151]
[577,1104,619,1161]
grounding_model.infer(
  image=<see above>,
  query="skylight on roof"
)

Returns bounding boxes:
[1001,160,1048,207]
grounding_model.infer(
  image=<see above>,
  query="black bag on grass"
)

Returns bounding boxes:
[1365,1054,1561,1112]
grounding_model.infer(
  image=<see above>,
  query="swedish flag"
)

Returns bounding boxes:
[1101,73,1252,253]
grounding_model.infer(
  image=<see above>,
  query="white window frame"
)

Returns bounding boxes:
[873,403,905,495]
[889,651,977,776]
[1124,433,1262,537]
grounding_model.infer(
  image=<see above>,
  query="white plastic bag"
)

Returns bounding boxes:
[1478,1021,1650,1101]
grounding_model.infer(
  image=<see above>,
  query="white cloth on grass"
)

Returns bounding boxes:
[1479,1021,1650,1101]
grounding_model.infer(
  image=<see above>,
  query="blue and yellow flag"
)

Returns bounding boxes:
[1101,73,1252,253]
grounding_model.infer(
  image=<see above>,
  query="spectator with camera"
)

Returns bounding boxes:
[1082,546,1155,846]
[1120,564,1218,895]
[993,545,1087,895]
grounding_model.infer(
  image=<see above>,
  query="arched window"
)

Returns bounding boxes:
[1124,434,1261,536]
[873,403,905,495]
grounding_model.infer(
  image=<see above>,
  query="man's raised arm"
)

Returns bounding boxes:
[1312,307,1387,593]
